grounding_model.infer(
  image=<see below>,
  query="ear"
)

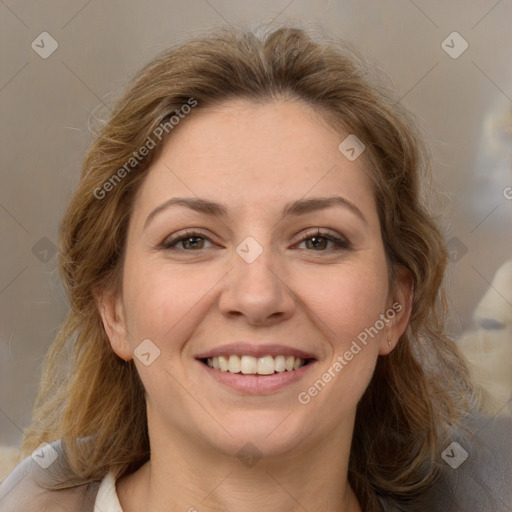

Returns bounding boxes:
[379,265,414,355]
[94,286,132,361]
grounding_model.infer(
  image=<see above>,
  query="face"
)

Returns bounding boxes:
[99,99,412,460]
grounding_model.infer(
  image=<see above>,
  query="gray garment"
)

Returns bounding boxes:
[377,412,512,512]
[1,412,511,511]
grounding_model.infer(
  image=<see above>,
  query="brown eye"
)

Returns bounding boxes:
[179,236,205,250]
[161,231,213,250]
[304,236,329,250]
[297,229,351,251]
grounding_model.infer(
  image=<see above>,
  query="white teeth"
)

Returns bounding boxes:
[240,355,257,374]
[218,355,229,371]
[228,355,241,373]
[258,356,274,375]
[205,354,308,375]
[274,355,286,372]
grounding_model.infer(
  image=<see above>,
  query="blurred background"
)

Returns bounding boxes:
[1,0,511,450]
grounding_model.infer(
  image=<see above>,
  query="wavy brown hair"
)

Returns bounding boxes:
[21,23,476,511]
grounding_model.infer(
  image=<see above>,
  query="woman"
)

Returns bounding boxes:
[0,24,510,512]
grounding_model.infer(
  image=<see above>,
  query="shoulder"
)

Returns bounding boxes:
[378,411,512,512]
[423,411,512,512]
[0,439,99,512]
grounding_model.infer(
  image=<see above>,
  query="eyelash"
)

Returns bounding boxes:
[160,228,351,252]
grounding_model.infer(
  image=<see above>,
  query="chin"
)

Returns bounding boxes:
[198,410,317,461]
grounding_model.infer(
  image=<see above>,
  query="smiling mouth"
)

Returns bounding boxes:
[200,355,314,375]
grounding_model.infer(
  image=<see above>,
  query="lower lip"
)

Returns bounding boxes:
[197,360,316,394]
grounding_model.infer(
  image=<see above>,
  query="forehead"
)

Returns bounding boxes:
[133,98,377,223]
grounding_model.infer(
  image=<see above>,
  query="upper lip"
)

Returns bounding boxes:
[195,343,317,360]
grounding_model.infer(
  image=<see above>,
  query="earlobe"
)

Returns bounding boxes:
[94,287,132,361]
[379,266,414,355]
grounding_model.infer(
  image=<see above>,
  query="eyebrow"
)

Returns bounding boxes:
[144,195,367,229]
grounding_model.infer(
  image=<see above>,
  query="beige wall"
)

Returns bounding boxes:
[1,0,511,446]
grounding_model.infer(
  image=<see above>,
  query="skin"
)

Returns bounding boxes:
[98,98,413,512]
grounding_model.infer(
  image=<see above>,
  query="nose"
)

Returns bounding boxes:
[218,243,296,326]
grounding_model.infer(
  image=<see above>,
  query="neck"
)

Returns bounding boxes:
[117,418,363,512]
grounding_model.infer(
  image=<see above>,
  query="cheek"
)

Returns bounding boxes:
[299,265,387,414]
[310,259,389,406]
[121,258,218,349]
[304,259,390,344]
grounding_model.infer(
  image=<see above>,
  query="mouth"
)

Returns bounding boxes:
[199,354,315,375]
[194,343,318,394]
[196,351,317,395]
